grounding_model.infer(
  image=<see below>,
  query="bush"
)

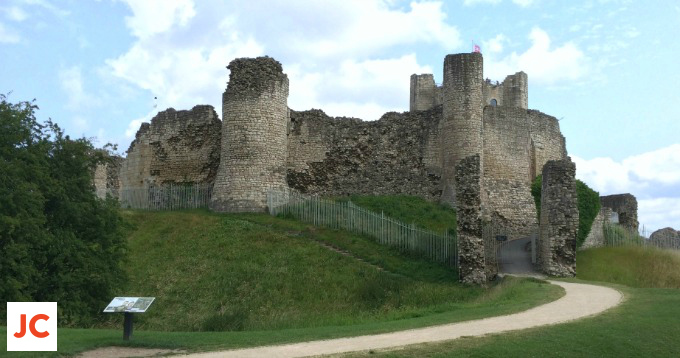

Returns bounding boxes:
[531,174,600,247]
[0,94,127,326]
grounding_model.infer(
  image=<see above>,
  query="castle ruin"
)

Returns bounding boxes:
[98,52,569,243]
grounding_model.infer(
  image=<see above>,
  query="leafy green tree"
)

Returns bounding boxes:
[531,174,600,247]
[0,94,127,325]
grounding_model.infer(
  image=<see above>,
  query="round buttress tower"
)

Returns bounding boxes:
[440,52,484,205]
[210,57,289,212]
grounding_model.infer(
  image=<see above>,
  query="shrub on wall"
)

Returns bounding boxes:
[531,174,600,247]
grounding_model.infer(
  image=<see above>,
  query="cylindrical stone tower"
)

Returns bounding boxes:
[440,53,484,206]
[210,57,289,212]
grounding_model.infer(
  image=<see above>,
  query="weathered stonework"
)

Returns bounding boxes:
[600,194,639,232]
[538,159,578,277]
[481,72,528,109]
[118,105,221,189]
[117,52,569,246]
[440,53,484,206]
[211,57,290,212]
[649,227,680,249]
[93,156,122,199]
[455,154,487,284]
[581,206,613,249]
[286,107,442,200]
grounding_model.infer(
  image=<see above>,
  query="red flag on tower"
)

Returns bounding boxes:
[473,44,481,53]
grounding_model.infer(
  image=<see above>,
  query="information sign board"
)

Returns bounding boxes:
[103,297,155,313]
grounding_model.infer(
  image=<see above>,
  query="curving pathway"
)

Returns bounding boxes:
[182,281,622,358]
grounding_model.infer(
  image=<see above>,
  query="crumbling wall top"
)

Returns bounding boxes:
[226,56,288,96]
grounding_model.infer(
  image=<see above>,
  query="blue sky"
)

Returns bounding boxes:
[1,0,678,233]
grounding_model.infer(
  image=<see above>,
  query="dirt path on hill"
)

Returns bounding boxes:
[180,280,622,358]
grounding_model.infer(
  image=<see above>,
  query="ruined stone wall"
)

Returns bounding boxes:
[119,105,221,189]
[410,74,437,111]
[211,57,289,212]
[482,81,503,107]
[581,206,613,249]
[440,53,484,205]
[528,110,567,178]
[455,154,487,284]
[94,163,108,199]
[538,159,578,277]
[483,107,532,183]
[600,194,639,232]
[650,227,680,248]
[410,74,442,112]
[286,107,442,200]
[482,106,537,239]
[94,156,122,199]
[501,72,528,109]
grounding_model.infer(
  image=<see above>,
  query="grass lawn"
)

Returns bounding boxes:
[0,206,562,357]
[341,283,680,358]
[342,246,680,357]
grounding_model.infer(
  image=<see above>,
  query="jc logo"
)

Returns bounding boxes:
[14,314,50,338]
[6,302,58,351]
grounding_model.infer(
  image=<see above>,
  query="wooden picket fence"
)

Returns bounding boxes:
[119,183,213,210]
[268,190,458,268]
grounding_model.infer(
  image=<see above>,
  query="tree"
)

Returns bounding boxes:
[531,174,600,247]
[0,94,127,325]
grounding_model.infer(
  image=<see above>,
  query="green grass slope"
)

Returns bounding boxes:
[107,209,558,333]
[343,195,456,234]
[577,246,680,288]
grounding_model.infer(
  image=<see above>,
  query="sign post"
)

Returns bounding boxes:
[103,297,155,341]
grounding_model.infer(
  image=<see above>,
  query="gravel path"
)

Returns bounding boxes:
[181,280,622,358]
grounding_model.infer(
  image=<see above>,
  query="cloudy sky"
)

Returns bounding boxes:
[1,0,678,233]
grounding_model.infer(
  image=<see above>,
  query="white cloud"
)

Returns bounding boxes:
[573,143,680,232]
[120,0,196,39]
[283,1,461,59]
[464,0,502,5]
[59,66,100,110]
[483,34,507,54]
[464,0,534,6]
[1,6,28,21]
[22,0,69,17]
[512,0,535,7]
[485,27,589,85]
[0,21,20,43]
[288,54,432,119]
[108,0,457,129]
[639,197,680,235]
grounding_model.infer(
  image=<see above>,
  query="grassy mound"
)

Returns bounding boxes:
[577,246,680,288]
[343,195,456,234]
[105,209,559,332]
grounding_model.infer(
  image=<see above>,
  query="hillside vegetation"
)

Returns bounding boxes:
[344,195,457,234]
[577,246,680,288]
[108,207,560,332]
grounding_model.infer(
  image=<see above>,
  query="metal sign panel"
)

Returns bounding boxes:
[103,297,155,313]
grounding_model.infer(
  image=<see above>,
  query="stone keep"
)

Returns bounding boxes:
[538,159,578,277]
[455,154,487,284]
[211,57,290,212]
